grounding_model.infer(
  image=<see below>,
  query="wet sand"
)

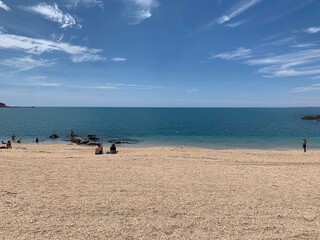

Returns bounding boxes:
[1,144,320,239]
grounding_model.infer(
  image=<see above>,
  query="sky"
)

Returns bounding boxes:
[0,0,320,107]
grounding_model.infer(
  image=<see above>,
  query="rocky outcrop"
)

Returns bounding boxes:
[108,138,140,144]
[49,134,59,139]
[0,102,7,108]
[71,134,100,145]
[302,115,320,120]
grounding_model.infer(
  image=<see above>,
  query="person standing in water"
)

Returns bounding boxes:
[303,138,307,153]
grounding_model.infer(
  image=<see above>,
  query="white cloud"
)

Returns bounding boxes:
[306,26,320,34]
[262,37,296,47]
[217,0,262,24]
[211,32,320,78]
[25,3,81,29]
[0,32,105,63]
[95,82,164,90]
[0,56,55,71]
[66,0,104,10]
[27,76,61,87]
[225,20,246,28]
[112,57,127,62]
[292,43,316,48]
[246,49,320,77]
[187,88,199,93]
[71,53,104,63]
[124,0,159,25]
[0,27,6,33]
[50,33,64,42]
[0,0,10,11]
[211,47,252,60]
[291,84,320,93]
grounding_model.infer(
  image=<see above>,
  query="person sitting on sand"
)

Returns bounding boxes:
[303,138,307,153]
[6,140,12,149]
[110,144,117,154]
[95,144,103,155]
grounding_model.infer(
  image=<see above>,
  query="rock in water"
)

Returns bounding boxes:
[0,102,7,108]
[49,134,59,139]
[302,115,320,120]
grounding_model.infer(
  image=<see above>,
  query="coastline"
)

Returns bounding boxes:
[1,143,320,239]
[2,140,317,151]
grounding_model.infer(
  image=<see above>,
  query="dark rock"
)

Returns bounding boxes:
[49,134,59,139]
[0,102,7,108]
[302,115,320,120]
[80,139,90,144]
[86,141,100,146]
[108,138,140,144]
[87,134,99,141]
[71,135,100,145]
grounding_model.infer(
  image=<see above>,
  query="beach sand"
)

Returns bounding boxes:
[1,144,320,239]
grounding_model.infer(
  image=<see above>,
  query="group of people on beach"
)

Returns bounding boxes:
[0,132,310,154]
[1,134,16,149]
[0,134,39,149]
[0,140,11,149]
[95,143,117,155]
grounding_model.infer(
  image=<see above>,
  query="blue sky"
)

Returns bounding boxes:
[0,0,320,107]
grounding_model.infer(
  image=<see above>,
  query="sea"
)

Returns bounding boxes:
[0,107,320,149]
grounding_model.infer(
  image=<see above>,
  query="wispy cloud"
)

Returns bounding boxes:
[25,3,81,29]
[0,32,105,63]
[0,56,55,71]
[187,88,199,93]
[95,82,164,90]
[65,0,104,10]
[0,0,10,11]
[291,43,317,48]
[211,47,252,60]
[112,57,127,62]
[306,26,320,34]
[291,84,320,93]
[212,31,320,78]
[217,0,262,25]
[50,33,64,42]
[11,80,165,91]
[261,37,296,47]
[246,49,320,77]
[225,20,247,28]
[27,76,61,87]
[124,0,159,25]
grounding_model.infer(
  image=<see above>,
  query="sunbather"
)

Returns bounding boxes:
[95,144,103,155]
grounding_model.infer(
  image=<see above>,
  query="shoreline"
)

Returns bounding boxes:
[3,141,318,151]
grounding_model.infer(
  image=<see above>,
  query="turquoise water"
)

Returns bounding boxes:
[0,107,320,149]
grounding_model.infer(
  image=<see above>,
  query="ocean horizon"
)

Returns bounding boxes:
[1,107,320,149]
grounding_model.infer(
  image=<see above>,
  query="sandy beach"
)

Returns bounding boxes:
[0,143,320,239]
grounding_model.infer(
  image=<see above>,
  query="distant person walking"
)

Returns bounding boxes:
[36,138,39,143]
[11,134,16,141]
[303,138,307,153]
